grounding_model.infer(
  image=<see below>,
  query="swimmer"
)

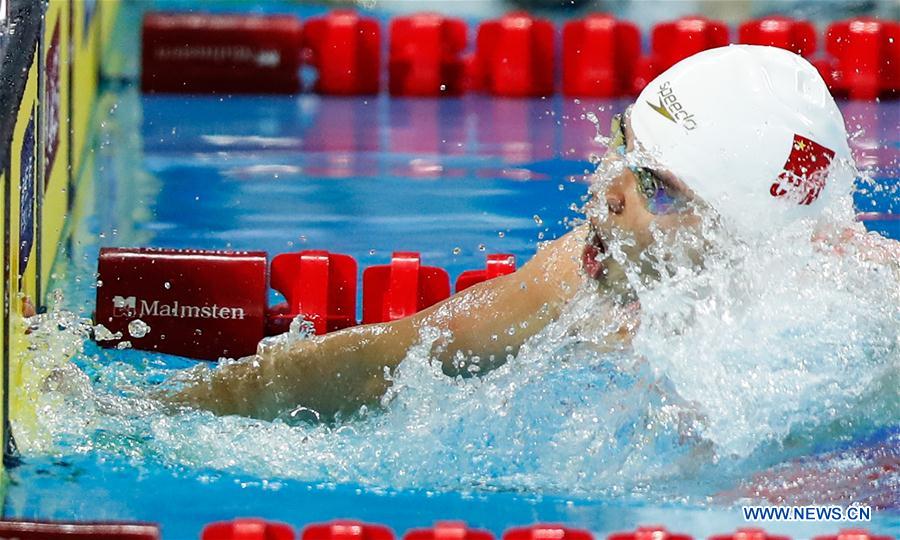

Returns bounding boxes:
[169,45,899,421]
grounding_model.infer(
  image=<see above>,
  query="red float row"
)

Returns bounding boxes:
[200,520,896,540]
[141,11,899,100]
[94,248,516,360]
[0,519,892,540]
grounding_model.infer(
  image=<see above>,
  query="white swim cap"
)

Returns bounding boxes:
[630,45,853,235]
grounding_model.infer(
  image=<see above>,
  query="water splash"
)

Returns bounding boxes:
[14,133,900,506]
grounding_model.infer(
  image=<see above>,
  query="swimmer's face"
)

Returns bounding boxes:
[582,108,706,294]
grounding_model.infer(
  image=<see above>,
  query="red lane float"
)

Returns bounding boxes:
[455,254,516,292]
[650,16,729,73]
[269,250,357,335]
[303,10,381,95]
[141,13,303,94]
[813,531,894,540]
[302,521,395,540]
[503,525,594,540]
[95,248,269,359]
[632,16,729,92]
[203,518,295,540]
[607,526,692,540]
[738,16,816,57]
[405,522,494,540]
[389,14,468,96]
[562,14,641,97]
[0,519,160,539]
[471,12,555,97]
[362,252,451,324]
[710,529,789,540]
[823,18,899,100]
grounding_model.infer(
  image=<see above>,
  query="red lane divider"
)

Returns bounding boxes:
[363,252,451,324]
[823,18,899,100]
[813,531,895,540]
[738,16,817,57]
[269,250,357,335]
[455,254,516,292]
[470,12,555,97]
[389,14,468,96]
[140,10,898,100]
[192,520,900,540]
[95,249,513,360]
[0,519,159,539]
[141,13,303,94]
[203,519,295,540]
[303,10,381,95]
[562,14,641,98]
[405,522,494,540]
[607,526,692,540]
[710,529,789,540]
[302,520,395,540]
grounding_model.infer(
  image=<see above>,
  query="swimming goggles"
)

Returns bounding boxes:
[610,113,682,214]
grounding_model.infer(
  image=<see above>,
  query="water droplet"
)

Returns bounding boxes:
[289,316,317,338]
[93,324,122,342]
[498,231,505,238]
[163,282,171,289]
[452,247,461,255]
[533,215,543,226]
[128,319,151,339]
[478,243,486,252]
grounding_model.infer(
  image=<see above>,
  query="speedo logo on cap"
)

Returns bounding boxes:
[647,81,697,131]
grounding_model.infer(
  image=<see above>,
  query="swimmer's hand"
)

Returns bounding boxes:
[814,223,900,271]
[166,227,592,421]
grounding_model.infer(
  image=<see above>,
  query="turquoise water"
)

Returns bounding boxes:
[3,61,898,540]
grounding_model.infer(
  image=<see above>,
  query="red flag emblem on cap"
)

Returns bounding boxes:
[770,134,836,206]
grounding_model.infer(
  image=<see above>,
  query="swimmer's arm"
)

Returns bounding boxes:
[171,226,588,420]
[416,223,588,373]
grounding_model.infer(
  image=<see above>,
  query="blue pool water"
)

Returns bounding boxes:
[3,69,899,540]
